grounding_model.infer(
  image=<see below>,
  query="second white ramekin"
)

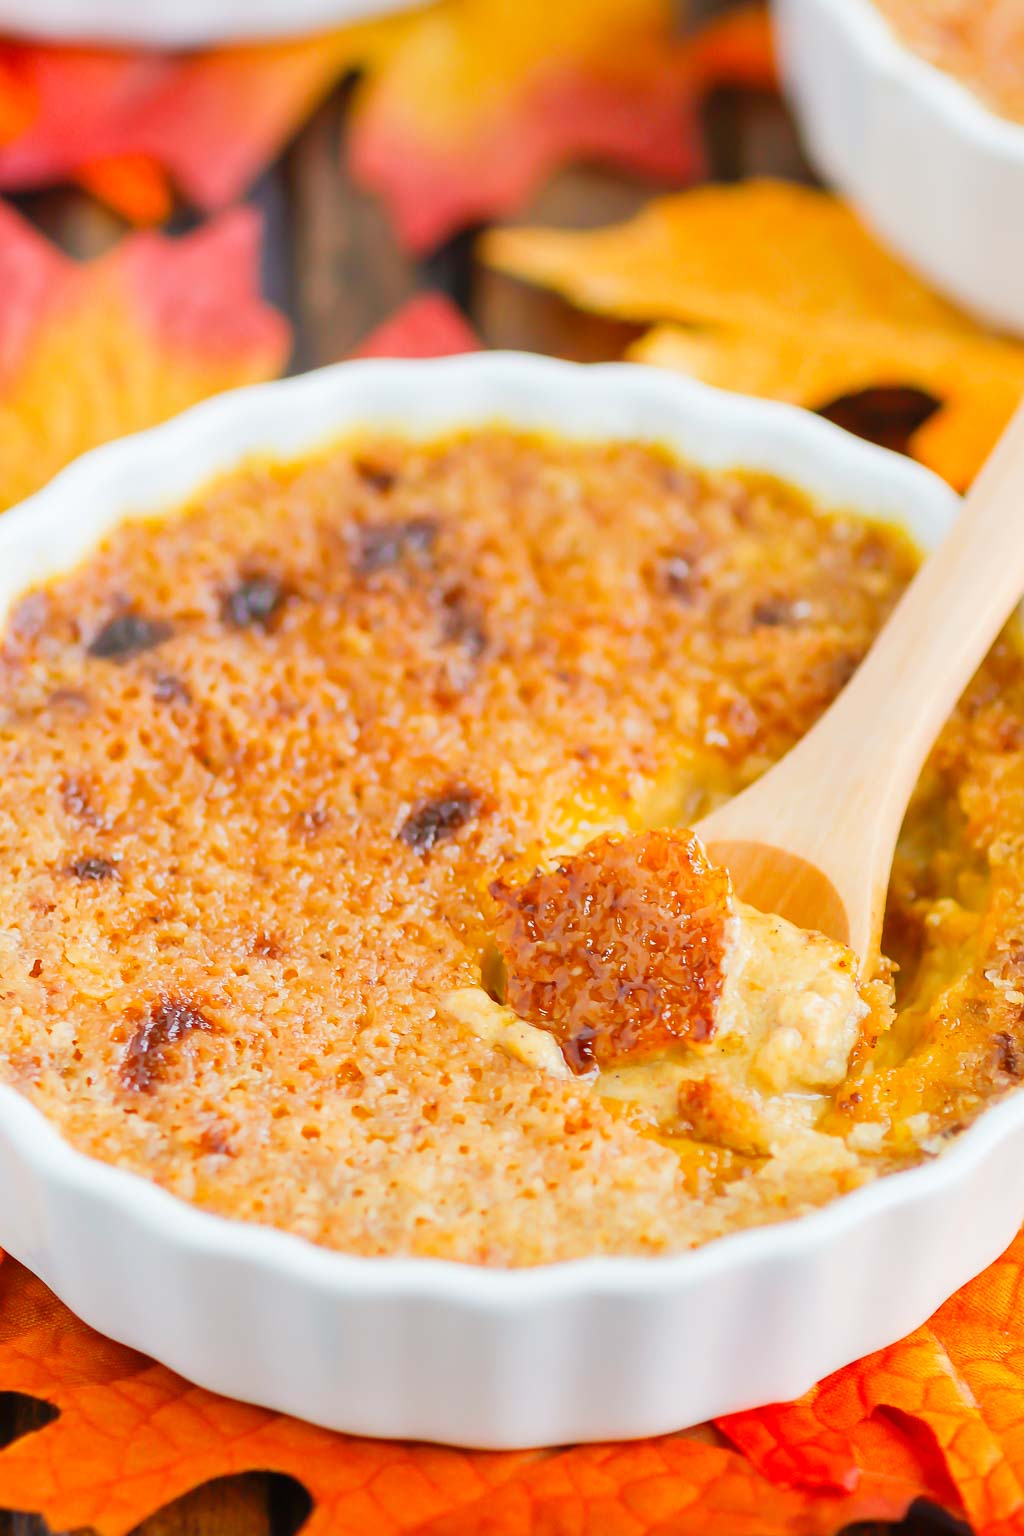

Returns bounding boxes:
[773,0,1024,336]
[0,0,421,44]
[3,354,1021,1448]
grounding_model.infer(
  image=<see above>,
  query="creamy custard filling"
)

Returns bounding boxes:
[448,831,888,1173]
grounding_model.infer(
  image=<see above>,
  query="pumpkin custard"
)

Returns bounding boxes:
[874,0,1024,123]
[2,429,1023,1266]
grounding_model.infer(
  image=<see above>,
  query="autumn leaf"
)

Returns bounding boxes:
[720,1226,1024,1536]
[632,318,1024,493]
[347,0,707,254]
[481,178,1024,488]
[351,292,481,359]
[0,21,400,220]
[0,1256,953,1536]
[0,201,289,511]
[0,5,776,250]
[75,152,174,225]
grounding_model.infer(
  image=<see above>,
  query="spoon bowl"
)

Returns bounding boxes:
[696,838,851,947]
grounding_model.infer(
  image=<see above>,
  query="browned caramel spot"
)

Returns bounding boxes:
[87,611,172,661]
[65,856,117,882]
[222,574,286,630]
[296,802,329,838]
[121,996,214,1093]
[399,789,479,854]
[490,829,732,1073]
[752,597,805,628]
[993,1030,1023,1079]
[198,1123,234,1156]
[152,673,192,705]
[353,458,397,494]
[61,776,98,823]
[659,550,702,604]
[48,688,90,713]
[351,517,438,575]
[439,586,487,658]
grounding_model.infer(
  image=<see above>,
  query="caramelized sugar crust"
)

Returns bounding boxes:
[874,0,1024,122]
[491,830,733,1072]
[0,429,1020,1264]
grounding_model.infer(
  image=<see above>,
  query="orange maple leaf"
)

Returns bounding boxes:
[722,1226,1024,1536]
[0,5,776,250]
[347,0,706,254]
[481,177,1024,489]
[0,200,289,512]
[0,1257,951,1536]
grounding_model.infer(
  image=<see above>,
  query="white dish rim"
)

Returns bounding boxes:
[800,0,1024,158]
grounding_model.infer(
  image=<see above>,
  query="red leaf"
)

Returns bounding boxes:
[0,201,289,511]
[0,24,392,214]
[719,1229,1024,1534]
[351,293,481,359]
[349,0,705,253]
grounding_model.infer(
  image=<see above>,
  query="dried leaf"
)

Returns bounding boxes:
[482,178,1024,487]
[0,4,766,248]
[125,22,401,212]
[0,4,776,248]
[348,3,775,254]
[633,320,1024,490]
[0,51,37,144]
[351,292,481,359]
[348,0,707,253]
[482,181,969,334]
[721,1226,1024,1535]
[0,22,398,217]
[0,1257,947,1536]
[0,202,289,511]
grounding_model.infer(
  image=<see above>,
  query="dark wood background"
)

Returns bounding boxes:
[0,0,980,1530]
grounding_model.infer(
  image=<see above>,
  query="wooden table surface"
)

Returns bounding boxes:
[0,2,982,1531]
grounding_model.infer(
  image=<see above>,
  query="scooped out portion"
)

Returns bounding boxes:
[455,828,891,1162]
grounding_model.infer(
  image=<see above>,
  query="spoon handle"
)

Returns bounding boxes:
[698,394,1024,966]
[822,394,1024,826]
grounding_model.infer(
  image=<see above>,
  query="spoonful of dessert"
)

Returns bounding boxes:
[694,396,1024,977]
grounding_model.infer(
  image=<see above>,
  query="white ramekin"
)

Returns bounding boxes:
[773,0,1024,336]
[1,353,1018,1448]
[0,0,421,44]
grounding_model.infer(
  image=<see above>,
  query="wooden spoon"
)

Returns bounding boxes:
[693,398,1024,976]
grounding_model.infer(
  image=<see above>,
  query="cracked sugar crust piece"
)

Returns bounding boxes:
[1,426,1022,1265]
[490,829,736,1072]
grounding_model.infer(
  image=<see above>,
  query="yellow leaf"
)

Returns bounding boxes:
[0,203,289,513]
[633,321,1024,490]
[481,179,1024,487]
